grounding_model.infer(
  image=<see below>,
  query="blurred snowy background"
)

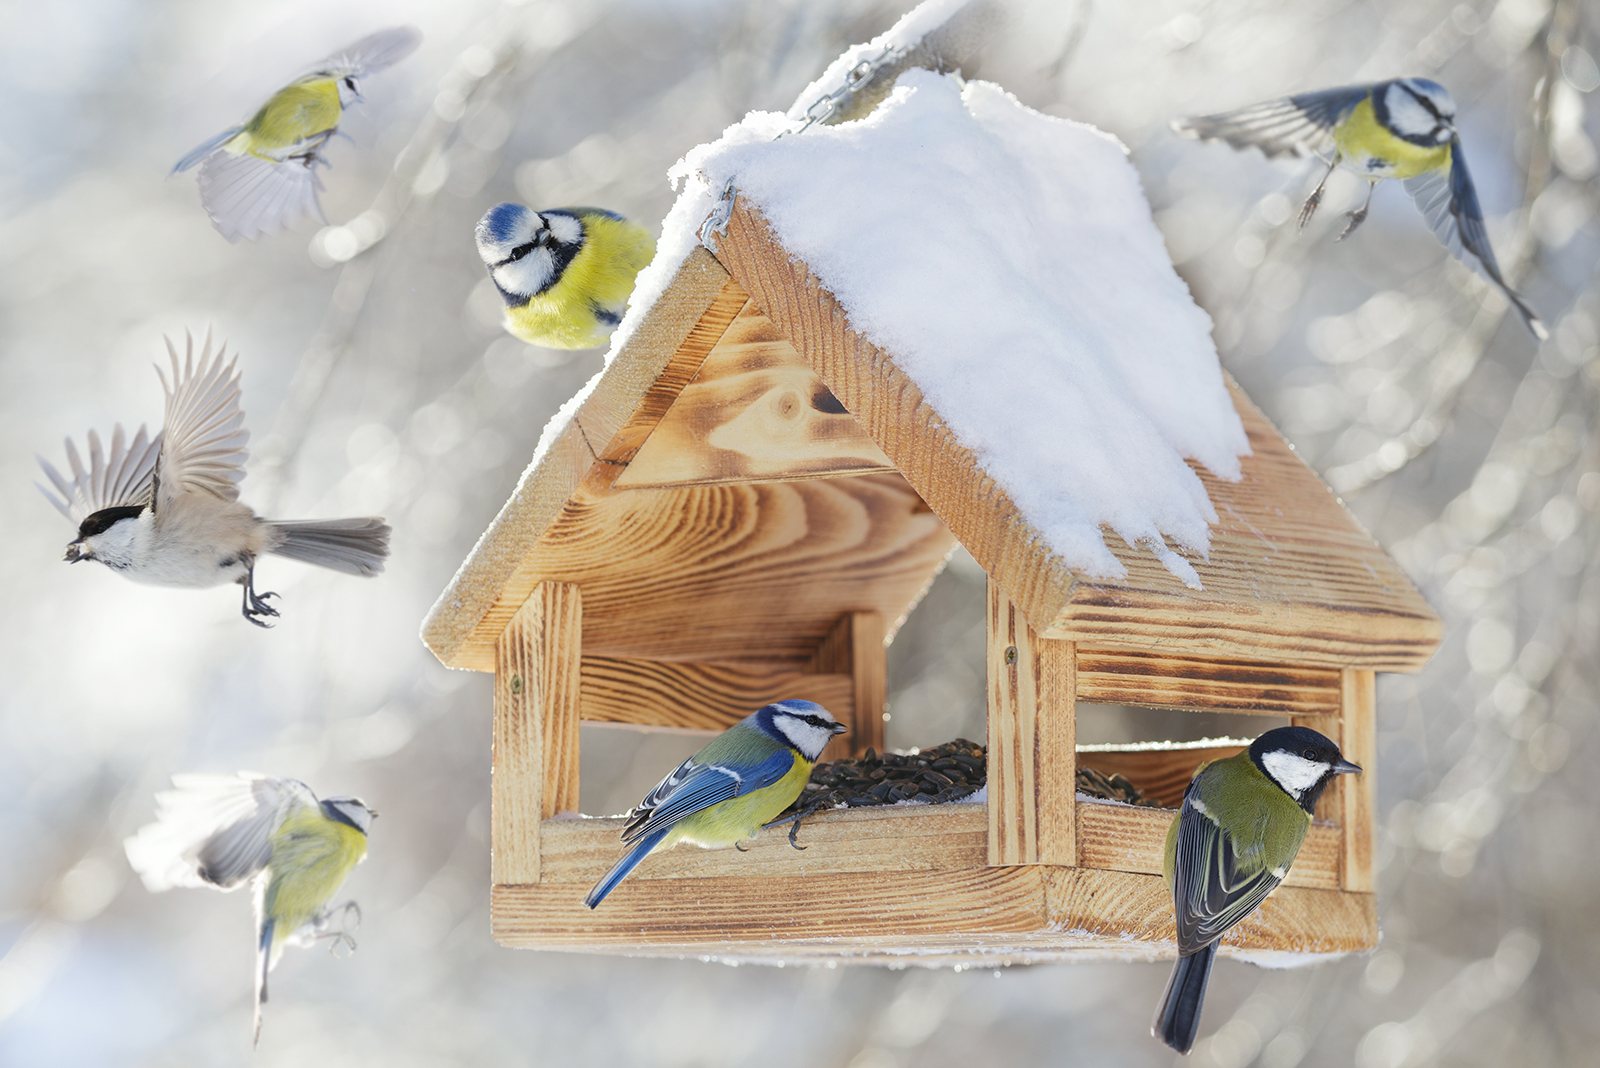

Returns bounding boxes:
[0,0,1596,1064]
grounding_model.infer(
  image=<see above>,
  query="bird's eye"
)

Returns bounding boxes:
[508,242,536,261]
[1302,748,1317,760]
[344,77,356,90]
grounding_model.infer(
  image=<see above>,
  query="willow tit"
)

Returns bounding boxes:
[125,772,375,1046]
[37,331,390,626]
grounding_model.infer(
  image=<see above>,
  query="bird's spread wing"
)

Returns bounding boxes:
[124,774,314,892]
[155,331,250,508]
[306,25,422,78]
[1170,788,1285,954]
[1404,140,1547,339]
[1173,85,1370,160]
[36,423,161,523]
[197,149,325,243]
[620,749,796,845]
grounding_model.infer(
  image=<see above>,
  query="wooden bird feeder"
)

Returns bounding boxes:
[422,195,1441,966]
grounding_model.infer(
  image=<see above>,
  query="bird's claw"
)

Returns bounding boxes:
[788,820,808,851]
[734,840,750,852]
[1297,188,1323,229]
[1336,207,1368,241]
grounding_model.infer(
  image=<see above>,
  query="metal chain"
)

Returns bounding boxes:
[701,41,909,252]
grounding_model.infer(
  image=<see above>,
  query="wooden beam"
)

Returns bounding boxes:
[1076,648,1341,716]
[579,656,854,732]
[1076,743,1246,809]
[613,298,894,488]
[1076,798,1341,890]
[1339,668,1377,892]
[493,582,582,885]
[489,863,1375,958]
[811,611,886,760]
[987,582,1076,866]
[539,803,986,883]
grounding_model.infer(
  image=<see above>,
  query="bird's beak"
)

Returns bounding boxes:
[64,541,87,563]
[1333,759,1362,775]
[830,723,848,735]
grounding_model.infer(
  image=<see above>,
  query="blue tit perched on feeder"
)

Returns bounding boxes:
[1174,78,1546,339]
[1153,726,1361,1054]
[474,202,657,350]
[585,700,846,908]
[124,773,376,1046]
[173,26,421,242]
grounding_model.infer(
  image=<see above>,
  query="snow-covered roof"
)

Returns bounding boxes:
[422,71,1439,675]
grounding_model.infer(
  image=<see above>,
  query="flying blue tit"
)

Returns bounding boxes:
[124,773,376,1046]
[173,26,422,242]
[37,331,390,626]
[475,202,657,350]
[1153,726,1361,1054]
[585,699,846,908]
[1174,79,1547,339]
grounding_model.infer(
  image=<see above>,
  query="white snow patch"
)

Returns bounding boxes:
[784,0,974,123]
[669,70,1248,585]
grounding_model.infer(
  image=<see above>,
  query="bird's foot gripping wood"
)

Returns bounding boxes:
[240,567,280,628]
[763,797,838,851]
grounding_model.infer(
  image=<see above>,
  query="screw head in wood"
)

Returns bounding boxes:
[1005,646,1017,665]
[510,674,523,695]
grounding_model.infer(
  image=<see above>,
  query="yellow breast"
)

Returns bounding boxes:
[503,214,656,350]
[1333,98,1450,180]
[262,808,367,954]
[664,754,814,851]
[231,78,343,160]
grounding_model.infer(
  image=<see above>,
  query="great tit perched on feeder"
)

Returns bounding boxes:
[585,699,846,909]
[37,331,391,627]
[124,773,376,1047]
[1153,726,1362,1054]
[172,26,422,242]
[1173,78,1546,339]
[474,202,657,350]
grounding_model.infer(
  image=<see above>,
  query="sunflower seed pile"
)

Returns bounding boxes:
[1076,766,1161,807]
[771,741,1160,845]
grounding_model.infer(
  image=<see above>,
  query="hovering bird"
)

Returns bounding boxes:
[474,202,657,350]
[1153,726,1361,1054]
[173,26,422,242]
[1173,78,1547,339]
[125,773,375,1046]
[37,331,390,626]
[585,699,845,908]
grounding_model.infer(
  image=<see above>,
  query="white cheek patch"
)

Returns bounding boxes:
[1384,85,1438,138]
[493,247,556,300]
[545,213,583,245]
[1260,751,1329,799]
[773,715,833,761]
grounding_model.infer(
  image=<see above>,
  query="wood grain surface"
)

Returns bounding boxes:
[493,583,582,885]
[1076,648,1341,716]
[579,655,854,732]
[614,297,894,487]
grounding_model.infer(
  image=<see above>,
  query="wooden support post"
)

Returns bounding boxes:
[1339,668,1376,892]
[493,582,582,886]
[986,581,1076,867]
[811,611,886,761]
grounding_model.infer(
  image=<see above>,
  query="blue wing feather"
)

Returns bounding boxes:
[624,749,796,843]
[1173,85,1369,159]
[1403,139,1546,338]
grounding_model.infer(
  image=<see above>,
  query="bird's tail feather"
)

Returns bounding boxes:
[267,518,390,576]
[585,828,670,909]
[254,917,274,1049]
[1154,943,1216,1054]
[173,126,243,173]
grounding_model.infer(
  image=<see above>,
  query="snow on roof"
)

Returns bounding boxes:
[666,69,1250,587]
